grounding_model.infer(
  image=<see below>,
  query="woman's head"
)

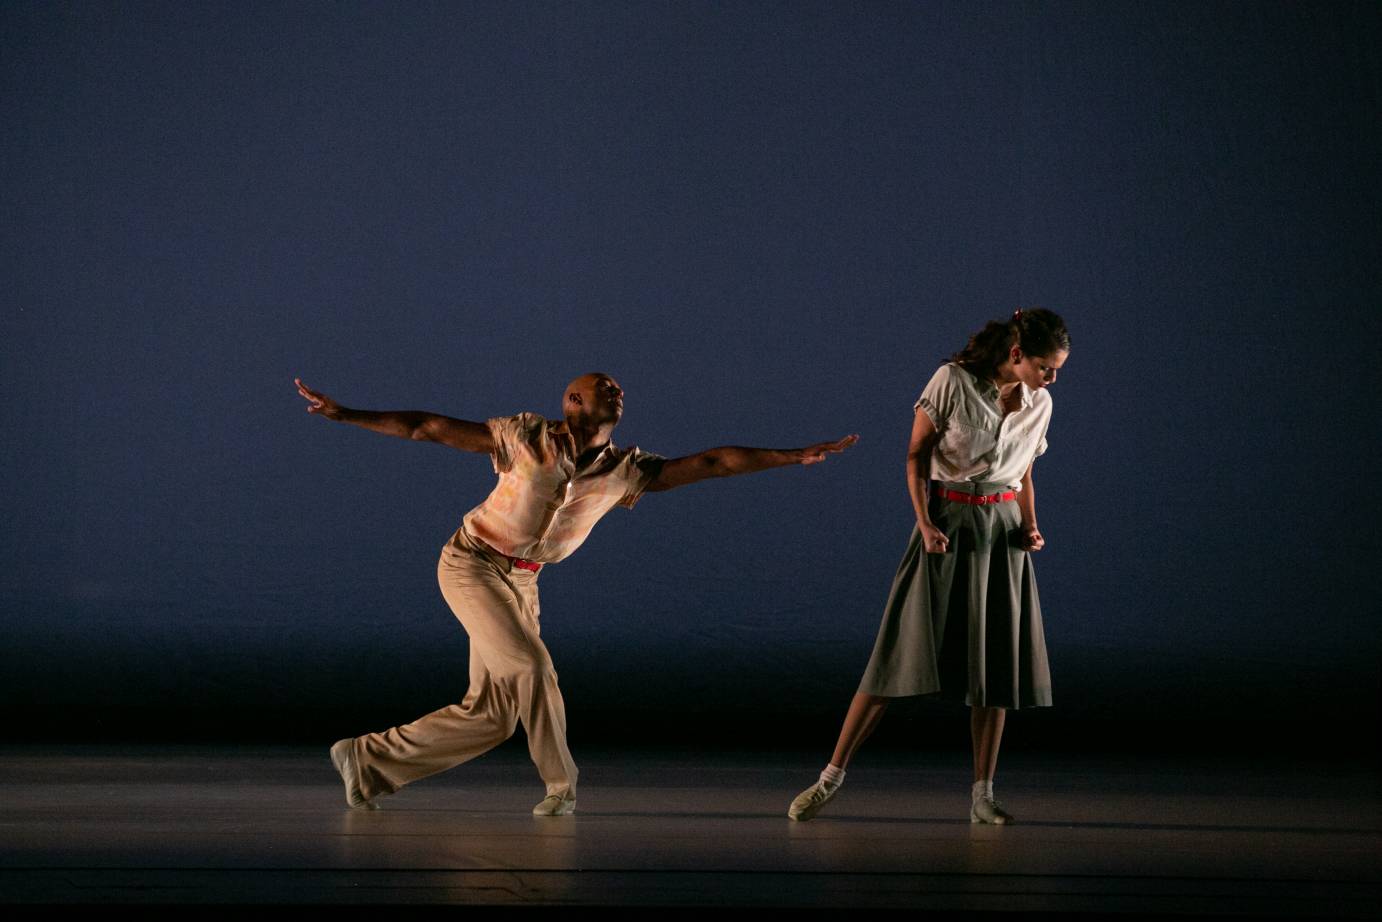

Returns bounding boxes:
[952,308,1071,387]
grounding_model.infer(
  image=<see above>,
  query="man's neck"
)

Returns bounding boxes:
[561,418,614,461]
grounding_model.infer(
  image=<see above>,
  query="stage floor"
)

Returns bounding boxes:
[1,745,1377,916]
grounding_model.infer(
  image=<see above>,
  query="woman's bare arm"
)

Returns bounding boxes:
[1016,461,1044,551]
[906,410,949,553]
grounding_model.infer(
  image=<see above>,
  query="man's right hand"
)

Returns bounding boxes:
[919,521,949,554]
[295,378,344,420]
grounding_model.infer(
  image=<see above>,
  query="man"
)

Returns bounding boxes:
[295,373,856,815]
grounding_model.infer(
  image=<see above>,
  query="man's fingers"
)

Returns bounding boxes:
[295,378,327,401]
[803,434,859,461]
[295,378,332,413]
[824,434,859,453]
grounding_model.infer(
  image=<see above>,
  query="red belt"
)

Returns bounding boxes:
[937,487,1016,505]
[471,534,544,572]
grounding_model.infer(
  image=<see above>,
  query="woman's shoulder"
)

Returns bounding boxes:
[928,361,958,380]
[926,361,977,388]
[916,363,972,413]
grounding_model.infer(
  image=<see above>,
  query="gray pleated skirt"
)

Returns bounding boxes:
[858,481,1052,709]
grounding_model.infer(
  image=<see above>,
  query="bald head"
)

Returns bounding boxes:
[563,372,624,428]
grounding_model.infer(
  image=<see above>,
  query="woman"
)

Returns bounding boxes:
[788,309,1070,824]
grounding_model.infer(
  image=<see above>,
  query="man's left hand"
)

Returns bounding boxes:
[798,434,860,465]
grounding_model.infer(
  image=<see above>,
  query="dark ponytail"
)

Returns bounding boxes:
[951,308,1070,377]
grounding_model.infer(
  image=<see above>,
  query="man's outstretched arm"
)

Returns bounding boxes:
[294,378,494,453]
[645,434,858,492]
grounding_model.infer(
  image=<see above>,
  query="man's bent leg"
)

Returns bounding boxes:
[508,645,578,799]
[442,562,578,800]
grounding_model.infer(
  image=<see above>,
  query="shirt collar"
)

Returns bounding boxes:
[548,420,615,464]
[972,370,1034,408]
[965,366,999,399]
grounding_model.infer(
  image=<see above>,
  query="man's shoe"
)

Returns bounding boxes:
[329,738,378,810]
[787,779,840,821]
[970,795,1014,824]
[532,794,576,816]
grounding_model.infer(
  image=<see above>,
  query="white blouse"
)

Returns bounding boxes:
[914,363,1052,490]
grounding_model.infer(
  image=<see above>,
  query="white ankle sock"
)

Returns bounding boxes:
[820,764,845,787]
[971,779,993,802]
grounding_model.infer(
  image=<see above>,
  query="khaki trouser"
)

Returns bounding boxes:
[351,529,578,801]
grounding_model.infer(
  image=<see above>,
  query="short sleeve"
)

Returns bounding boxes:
[617,446,667,509]
[913,364,961,429]
[485,413,540,474]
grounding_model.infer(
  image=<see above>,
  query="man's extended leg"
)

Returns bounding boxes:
[350,643,518,802]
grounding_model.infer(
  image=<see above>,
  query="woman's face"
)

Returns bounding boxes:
[1012,349,1068,390]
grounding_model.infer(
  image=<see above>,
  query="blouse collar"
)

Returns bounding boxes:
[968,366,1035,408]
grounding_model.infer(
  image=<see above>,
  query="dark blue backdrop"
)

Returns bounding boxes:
[3,2,1377,751]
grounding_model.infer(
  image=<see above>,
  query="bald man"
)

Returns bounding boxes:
[295,373,856,815]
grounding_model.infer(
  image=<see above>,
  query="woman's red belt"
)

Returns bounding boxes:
[936,487,1016,505]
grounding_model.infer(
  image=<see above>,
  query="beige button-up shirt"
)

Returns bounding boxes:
[460,413,665,564]
[914,363,1052,490]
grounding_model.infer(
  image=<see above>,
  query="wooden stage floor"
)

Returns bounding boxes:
[0,745,1376,917]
